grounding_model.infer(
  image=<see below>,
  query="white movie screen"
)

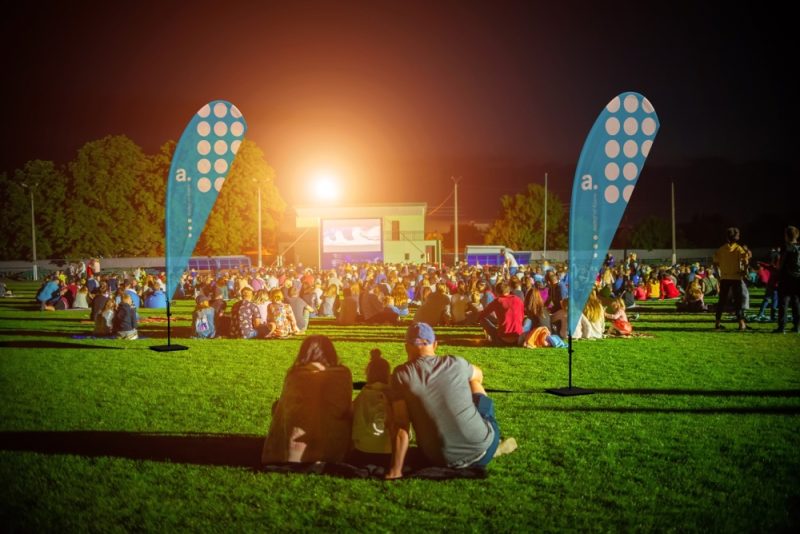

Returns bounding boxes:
[321,218,382,253]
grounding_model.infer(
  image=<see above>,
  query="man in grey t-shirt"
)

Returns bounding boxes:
[385,322,515,479]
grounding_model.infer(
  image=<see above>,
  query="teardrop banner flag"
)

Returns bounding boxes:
[567,92,660,335]
[165,100,247,300]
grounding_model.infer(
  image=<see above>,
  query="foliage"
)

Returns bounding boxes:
[484,184,567,250]
[0,136,285,260]
[631,216,672,250]
[196,140,285,255]
[442,222,487,252]
[0,284,798,531]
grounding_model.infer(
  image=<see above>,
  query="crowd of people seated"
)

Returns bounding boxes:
[26,225,798,341]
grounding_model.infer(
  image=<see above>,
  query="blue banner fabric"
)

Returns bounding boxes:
[568,92,660,335]
[165,100,247,300]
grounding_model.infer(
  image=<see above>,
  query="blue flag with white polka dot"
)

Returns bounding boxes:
[165,100,247,300]
[568,92,659,335]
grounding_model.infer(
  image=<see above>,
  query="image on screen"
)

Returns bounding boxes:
[321,218,382,253]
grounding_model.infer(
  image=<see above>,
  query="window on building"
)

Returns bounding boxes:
[391,220,400,241]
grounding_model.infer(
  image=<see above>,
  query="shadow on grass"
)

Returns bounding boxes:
[0,431,264,469]
[0,340,123,350]
[486,387,800,397]
[533,406,800,414]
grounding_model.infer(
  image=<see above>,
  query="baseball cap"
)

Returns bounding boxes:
[196,294,209,305]
[405,322,436,346]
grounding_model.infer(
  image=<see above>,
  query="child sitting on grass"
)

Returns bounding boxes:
[350,349,393,463]
[605,297,633,336]
[94,298,116,336]
[113,293,138,340]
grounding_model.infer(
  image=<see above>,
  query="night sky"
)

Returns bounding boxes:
[2,1,797,239]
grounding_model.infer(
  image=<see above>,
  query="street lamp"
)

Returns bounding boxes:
[452,176,462,264]
[20,182,39,281]
[253,178,263,268]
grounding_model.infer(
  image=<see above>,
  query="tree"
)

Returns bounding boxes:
[195,139,285,255]
[0,161,68,260]
[442,223,487,252]
[630,216,671,250]
[66,135,156,257]
[484,184,567,250]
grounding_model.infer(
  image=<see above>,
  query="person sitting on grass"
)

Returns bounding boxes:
[350,349,394,464]
[646,274,661,300]
[72,284,90,309]
[113,293,138,340]
[605,297,633,336]
[676,280,707,312]
[261,335,353,463]
[574,290,605,340]
[230,287,261,339]
[192,294,216,339]
[286,286,315,334]
[659,272,681,300]
[36,275,61,311]
[93,298,116,336]
[478,280,527,346]
[265,288,299,339]
[385,322,516,479]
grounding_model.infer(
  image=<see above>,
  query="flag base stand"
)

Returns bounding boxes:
[148,300,188,353]
[150,344,188,352]
[545,386,594,396]
[546,335,594,397]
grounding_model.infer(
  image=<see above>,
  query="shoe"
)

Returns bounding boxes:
[771,328,785,334]
[791,327,799,333]
[630,313,640,321]
[714,324,725,330]
[494,437,518,458]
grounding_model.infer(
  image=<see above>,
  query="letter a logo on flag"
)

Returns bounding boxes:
[165,100,247,299]
[568,92,660,335]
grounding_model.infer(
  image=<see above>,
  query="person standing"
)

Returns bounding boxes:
[385,323,516,479]
[774,226,800,334]
[713,227,750,331]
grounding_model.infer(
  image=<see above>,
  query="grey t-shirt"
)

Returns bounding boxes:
[390,355,495,467]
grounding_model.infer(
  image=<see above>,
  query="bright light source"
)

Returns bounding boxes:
[312,172,340,202]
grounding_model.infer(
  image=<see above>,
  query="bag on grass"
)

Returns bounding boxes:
[523,326,551,348]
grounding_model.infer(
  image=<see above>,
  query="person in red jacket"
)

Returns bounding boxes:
[659,272,681,300]
[478,280,527,346]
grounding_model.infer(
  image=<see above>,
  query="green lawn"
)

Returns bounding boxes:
[1,282,798,531]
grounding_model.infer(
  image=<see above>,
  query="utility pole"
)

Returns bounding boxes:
[671,180,677,265]
[257,185,263,268]
[21,182,38,281]
[452,176,462,264]
[543,172,548,259]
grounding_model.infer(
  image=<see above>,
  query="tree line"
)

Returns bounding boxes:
[0,135,285,261]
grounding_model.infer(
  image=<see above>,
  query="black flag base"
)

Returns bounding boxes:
[546,386,594,397]
[150,344,189,352]
[546,335,594,396]
[149,300,187,352]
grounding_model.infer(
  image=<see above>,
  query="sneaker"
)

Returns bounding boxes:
[494,437,518,458]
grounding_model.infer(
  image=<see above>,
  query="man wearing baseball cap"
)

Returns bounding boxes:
[385,322,516,478]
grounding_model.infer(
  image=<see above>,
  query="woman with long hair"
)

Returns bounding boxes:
[261,335,353,463]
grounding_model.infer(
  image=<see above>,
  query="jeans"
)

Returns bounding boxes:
[480,316,531,346]
[758,288,778,319]
[471,394,501,467]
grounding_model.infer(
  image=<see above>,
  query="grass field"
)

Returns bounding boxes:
[1,281,799,532]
